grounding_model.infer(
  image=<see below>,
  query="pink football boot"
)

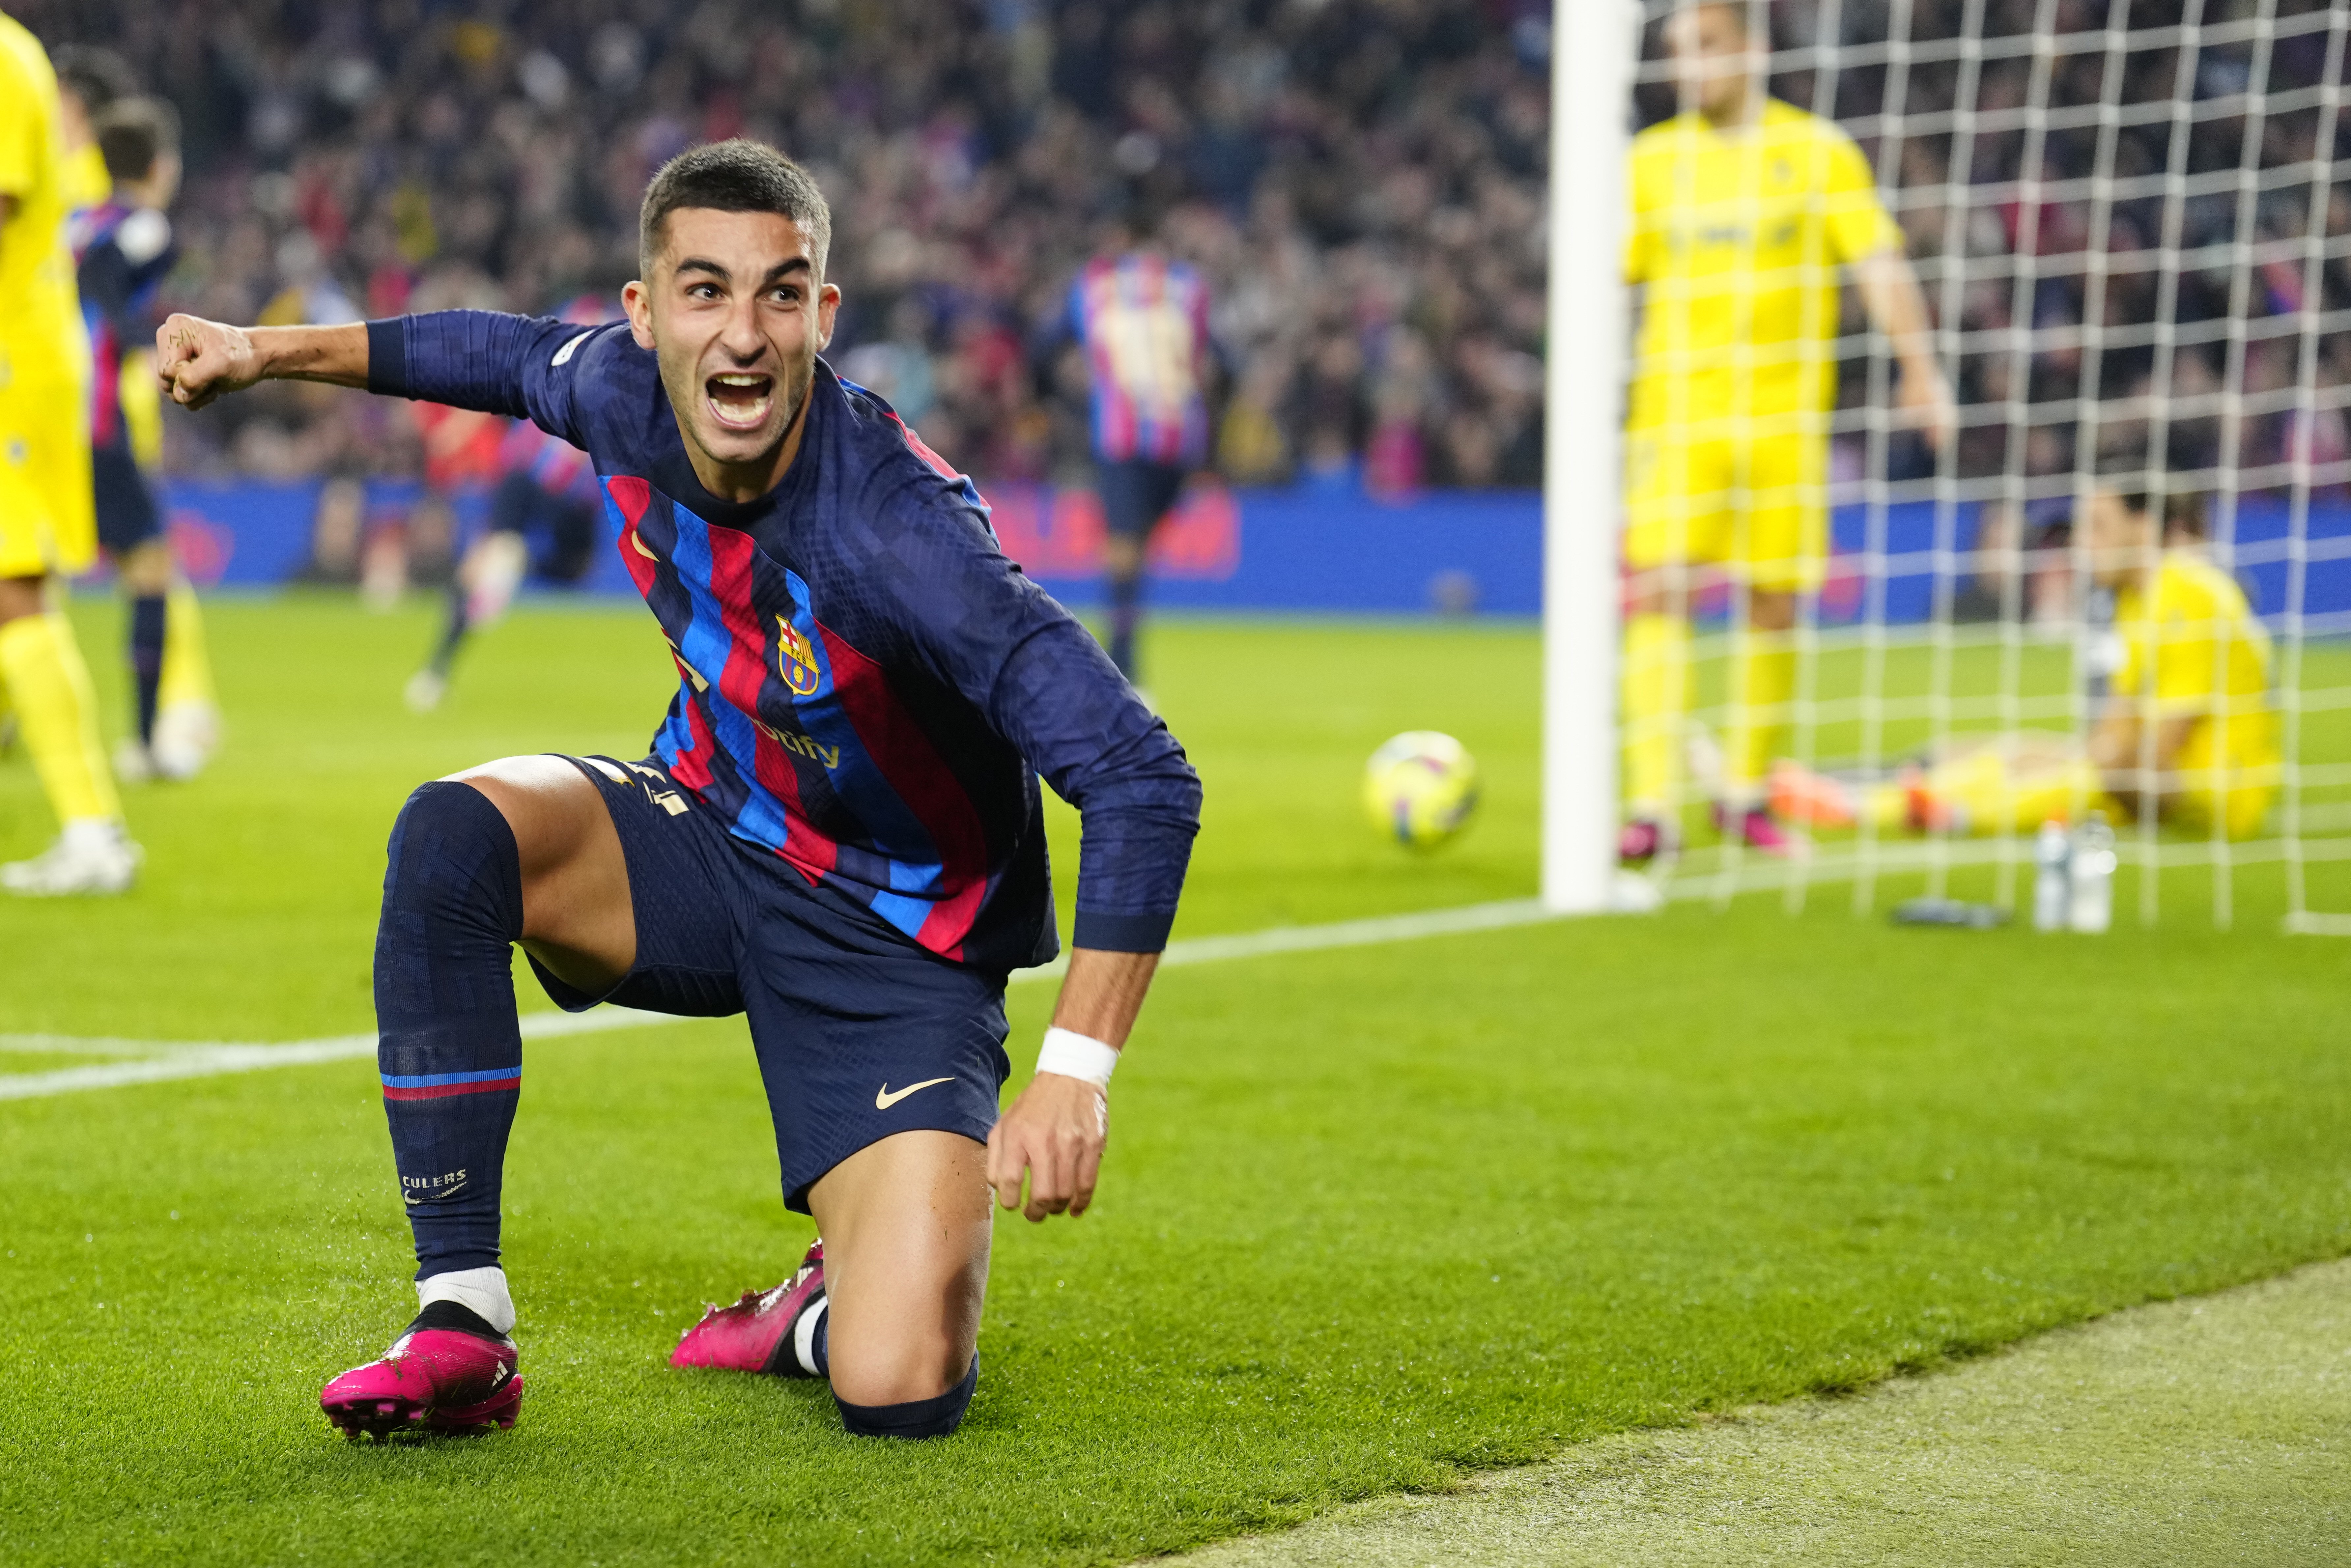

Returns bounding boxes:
[1713,800,1795,856]
[320,1305,522,1439]
[670,1238,825,1376]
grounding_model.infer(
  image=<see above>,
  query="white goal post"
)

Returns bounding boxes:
[1542,0,1639,915]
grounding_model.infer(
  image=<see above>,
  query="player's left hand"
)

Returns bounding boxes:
[986,1072,1109,1222]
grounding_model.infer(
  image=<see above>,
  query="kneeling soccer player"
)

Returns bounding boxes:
[1773,470,2279,840]
[157,141,1201,1441]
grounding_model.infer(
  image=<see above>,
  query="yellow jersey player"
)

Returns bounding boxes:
[1619,1,1954,863]
[0,14,137,894]
[1772,470,2279,843]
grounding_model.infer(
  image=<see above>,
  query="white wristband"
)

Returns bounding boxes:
[1036,1026,1119,1087]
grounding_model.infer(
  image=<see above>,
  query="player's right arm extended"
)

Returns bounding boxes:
[159,310,589,436]
[156,316,370,410]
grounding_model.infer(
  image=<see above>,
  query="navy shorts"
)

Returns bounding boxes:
[1097,458,1189,541]
[93,445,162,554]
[536,754,1011,1212]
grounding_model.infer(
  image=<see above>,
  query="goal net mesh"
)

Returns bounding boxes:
[1618,0,2351,930]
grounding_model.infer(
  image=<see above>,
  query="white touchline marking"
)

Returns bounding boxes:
[0,899,1572,1103]
[1006,896,1558,983]
[0,1006,686,1102]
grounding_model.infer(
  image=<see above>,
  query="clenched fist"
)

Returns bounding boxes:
[154,314,262,411]
[152,316,367,410]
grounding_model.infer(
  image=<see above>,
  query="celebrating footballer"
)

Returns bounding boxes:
[157,141,1202,1442]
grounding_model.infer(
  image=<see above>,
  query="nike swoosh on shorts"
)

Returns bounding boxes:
[874,1077,954,1110]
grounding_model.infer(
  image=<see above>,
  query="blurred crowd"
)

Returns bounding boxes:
[17,0,1555,494]
[15,0,2345,521]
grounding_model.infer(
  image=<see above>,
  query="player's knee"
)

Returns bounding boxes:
[382,780,525,943]
[825,1321,974,1409]
[834,1354,978,1441]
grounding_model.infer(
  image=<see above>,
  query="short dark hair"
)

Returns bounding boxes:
[94,98,178,184]
[638,140,832,278]
[2095,449,2207,541]
[52,45,134,115]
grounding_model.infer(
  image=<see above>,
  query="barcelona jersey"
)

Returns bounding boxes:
[72,200,176,455]
[367,311,1201,972]
[1067,253,1212,466]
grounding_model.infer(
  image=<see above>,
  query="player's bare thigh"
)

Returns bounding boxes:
[445,755,636,994]
[809,1129,991,1407]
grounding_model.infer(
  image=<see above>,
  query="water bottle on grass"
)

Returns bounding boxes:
[2068,812,2116,934]
[2033,820,2071,932]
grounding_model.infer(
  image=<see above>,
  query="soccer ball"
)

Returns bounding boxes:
[1363,731,1480,850]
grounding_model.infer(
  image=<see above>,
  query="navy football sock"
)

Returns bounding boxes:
[428,583,470,678]
[128,594,166,746]
[1107,572,1143,679]
[835,1356,978,1440]
[375,781,526,1279]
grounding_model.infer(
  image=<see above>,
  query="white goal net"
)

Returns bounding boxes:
[1549,0,2351,932]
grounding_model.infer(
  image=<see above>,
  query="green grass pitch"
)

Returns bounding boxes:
[0,596,2346,1566]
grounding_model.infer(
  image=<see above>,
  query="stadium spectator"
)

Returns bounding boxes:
[12,0,1559,495]
[5,0,2340,540]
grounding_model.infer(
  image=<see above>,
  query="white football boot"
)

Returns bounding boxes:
[404,668,448,713]
[112,737,157,785]
[150,700,221,780]
[1,818,143,896]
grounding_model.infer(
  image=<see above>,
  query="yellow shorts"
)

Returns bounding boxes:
[1623,420,1827,594]
[0,379,95,578]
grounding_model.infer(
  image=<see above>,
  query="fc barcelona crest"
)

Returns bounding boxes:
[777,615,822,695]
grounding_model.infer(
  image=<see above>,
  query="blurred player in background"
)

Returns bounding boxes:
[1619,0,1954,864]
[404,297,617,713]
[0,15,137,895]
[74,97,218,780]
[1067,207,1213,684]
[1773,468,2279,840]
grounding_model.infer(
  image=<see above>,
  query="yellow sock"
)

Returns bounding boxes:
[1621,611,1692,817]
[158,581,216,710]
[0,612,120,825]
[1726,630,1796,802]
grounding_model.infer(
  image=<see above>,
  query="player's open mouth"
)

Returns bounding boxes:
[706,372,775,430]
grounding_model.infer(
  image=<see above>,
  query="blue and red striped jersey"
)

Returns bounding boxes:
[368,310,1200,973]
[71,200,175,453]
[1067,252,1212,466]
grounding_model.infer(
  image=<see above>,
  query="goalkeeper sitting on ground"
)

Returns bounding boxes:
[1774,468,2280,840]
